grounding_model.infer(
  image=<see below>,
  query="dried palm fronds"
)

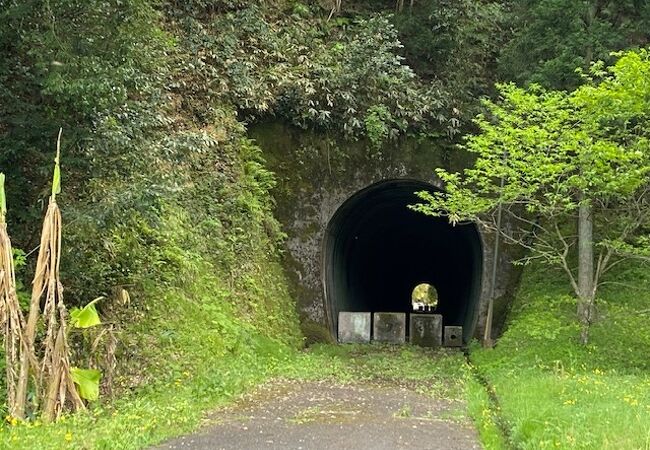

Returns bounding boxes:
[16,129,83,421]
[0,173,26,417]
[38,200,84,420]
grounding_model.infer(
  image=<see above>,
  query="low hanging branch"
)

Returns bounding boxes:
[15,129,84,421]
[0,173,27,418]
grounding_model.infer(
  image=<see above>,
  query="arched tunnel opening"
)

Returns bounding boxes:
[323,179,483,343]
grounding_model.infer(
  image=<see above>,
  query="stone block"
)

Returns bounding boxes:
[409,314,442,347]
[373,312,406,344]
[338,312,371,343]
[444,326,463,347]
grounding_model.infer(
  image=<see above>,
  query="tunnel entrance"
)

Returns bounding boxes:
[411,283,439,312]
[323,179,483,343]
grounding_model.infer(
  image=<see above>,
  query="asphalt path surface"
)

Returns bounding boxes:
[153,379,481,450]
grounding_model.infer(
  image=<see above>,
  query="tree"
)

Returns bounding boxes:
[412,49,650,344]
[498,0,650,91]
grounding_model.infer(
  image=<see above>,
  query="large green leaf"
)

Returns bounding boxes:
[70,367,102,401]
[52,162,61,197]
[70,297,103,328]
[52,129,62,198]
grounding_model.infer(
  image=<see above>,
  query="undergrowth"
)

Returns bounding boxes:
[0,131,303,449]
[1,258,301,450]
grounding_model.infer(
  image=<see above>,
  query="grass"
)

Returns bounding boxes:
[0,251,303,450]
[465,375,508,449]
[1,351,291,450]
[281,343,470,399]
[471,262,650,450]
[0,342,480,449]
[3,258,648,449]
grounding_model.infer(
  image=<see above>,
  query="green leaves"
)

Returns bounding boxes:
[51,128,62,199]
[415,48,650,304]
[421,51,650,224]
[177,9,451,142]
[364,105,392,149]
[52,160,61,199]
[498,1,650,91]
[70,297,103,329]
[70,368,102,401]
[69,299,104,402]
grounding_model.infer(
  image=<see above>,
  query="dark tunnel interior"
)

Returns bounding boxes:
[323,180,483,343]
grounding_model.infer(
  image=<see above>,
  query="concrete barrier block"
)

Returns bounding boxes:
[373,312,406,344]
[338,312,371,343]
[409,314,442,347]
[444,326,463,347]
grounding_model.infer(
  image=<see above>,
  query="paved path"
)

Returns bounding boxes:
[153,379,481,450]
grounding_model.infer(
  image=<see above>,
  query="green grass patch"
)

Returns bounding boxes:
[471,262,650,449]
[281,344,470,400]
[1,343,480,449]
[465,375,508,450]
[1,350,293,450]
[1,246,302,450]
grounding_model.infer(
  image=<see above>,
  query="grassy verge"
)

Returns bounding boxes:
[1,349,292,450]
[471,263,650,449]
[1,343,479,449]
[6,262,648,449]
[1,252,302,450]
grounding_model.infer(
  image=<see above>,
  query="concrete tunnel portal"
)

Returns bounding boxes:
[323,180,483,343]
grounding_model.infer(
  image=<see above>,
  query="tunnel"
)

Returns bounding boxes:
[322,179,483,343]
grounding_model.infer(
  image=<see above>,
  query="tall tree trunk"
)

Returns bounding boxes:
[576,2,598,346]
[577,199,595,344]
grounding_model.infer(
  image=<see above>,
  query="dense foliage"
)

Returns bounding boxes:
[1,0,650,442]
[498,0,650,90]
[0,1,305,419]
[414,49,650,342]
[0,0,465,309]
[392,0,507,116]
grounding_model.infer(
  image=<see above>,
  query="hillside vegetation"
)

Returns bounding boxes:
[1,1,650,449]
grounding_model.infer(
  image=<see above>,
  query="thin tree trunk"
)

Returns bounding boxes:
[577,199,595,344]
[328,0,342,21]
[576,2,598,346]
[483,167,506,347]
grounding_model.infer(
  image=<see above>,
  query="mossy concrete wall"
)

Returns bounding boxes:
[251,122,520,340]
